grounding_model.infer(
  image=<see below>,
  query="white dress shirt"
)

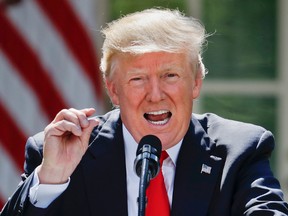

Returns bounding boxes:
[29,124,182,215]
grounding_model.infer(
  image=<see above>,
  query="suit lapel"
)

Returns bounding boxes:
[171,117,223,216]
[81,115,128,216]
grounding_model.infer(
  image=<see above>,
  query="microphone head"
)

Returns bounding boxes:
[134,135,162,179]
[136,135,162,156]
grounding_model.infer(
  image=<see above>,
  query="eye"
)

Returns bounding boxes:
[167,73,177,78]
[129,76,146,86]
[130,77,142,81]
[163,72,179,81]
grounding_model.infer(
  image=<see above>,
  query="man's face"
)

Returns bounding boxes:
[106,52,202,150]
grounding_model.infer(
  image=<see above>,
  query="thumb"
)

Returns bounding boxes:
[81,118,99,145]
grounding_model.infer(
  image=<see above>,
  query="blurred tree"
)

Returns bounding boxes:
[202,0,277,80]
[109,0,187,20]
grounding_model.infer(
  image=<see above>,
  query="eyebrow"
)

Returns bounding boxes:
[126,68,146,76]
[159,64,185,73]
[127,63,184,75]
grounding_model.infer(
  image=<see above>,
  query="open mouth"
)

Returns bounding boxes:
[144,110,172,125]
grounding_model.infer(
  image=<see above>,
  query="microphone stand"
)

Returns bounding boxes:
[137,152,152,216]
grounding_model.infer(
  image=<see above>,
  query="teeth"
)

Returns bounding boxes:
[145,110,171,125]
[148,118,169,125]
[146,110,169,115]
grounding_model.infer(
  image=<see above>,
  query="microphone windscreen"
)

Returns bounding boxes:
[134,135,162,178]
[136,135,162,158]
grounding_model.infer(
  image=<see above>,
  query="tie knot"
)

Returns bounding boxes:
[160,151,169,165]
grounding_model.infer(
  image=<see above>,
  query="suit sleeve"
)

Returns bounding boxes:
[0,135,47,216]
[231,130,288,215]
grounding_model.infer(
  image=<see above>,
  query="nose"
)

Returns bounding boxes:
[146,77,165,102]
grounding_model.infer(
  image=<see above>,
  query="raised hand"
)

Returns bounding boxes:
[37,108,99,184]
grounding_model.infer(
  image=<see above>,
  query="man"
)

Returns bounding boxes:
[1,8,288,216]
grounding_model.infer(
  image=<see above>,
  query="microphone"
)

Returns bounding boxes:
[134,135,162,180]
[134,135,162,216]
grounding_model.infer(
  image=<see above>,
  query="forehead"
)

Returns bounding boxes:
[115,52,189,72]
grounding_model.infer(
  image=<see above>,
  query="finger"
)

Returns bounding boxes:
[68,108,91,128]
[53,109,81,126]
[70,108,97,128]
[81,118,99,145]
[79,108,96,117]
[52,108,89,129]
[46,119,82,137]
[59,108,96,128]
[86,118,99,132]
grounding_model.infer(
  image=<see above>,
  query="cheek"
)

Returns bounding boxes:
[118,87,144,108]
[173,81,194,99]
[180,78,201,100]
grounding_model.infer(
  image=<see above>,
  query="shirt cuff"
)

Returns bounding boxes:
[29,166,70,208]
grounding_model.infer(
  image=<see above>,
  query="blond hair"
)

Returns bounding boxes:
[100,8,208,80]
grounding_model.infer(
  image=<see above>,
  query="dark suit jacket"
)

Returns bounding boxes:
[1,109,288,215]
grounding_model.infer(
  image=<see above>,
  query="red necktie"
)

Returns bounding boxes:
[146,151,170,216]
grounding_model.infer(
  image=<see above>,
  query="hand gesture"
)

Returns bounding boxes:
[37,108,99,184]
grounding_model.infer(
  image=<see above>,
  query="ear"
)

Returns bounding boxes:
[105,79,120,105]
[192,71,203,99]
